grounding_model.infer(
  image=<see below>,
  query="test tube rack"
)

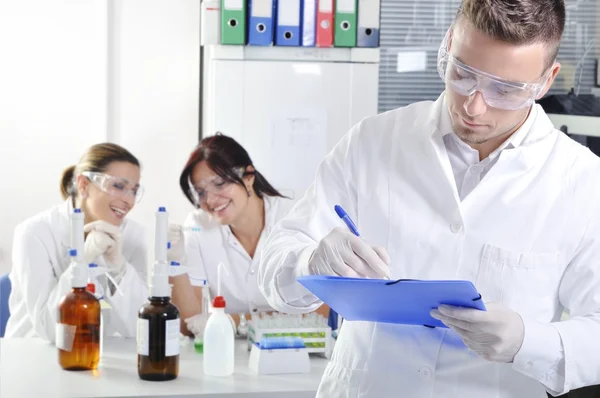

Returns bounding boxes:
[247,322,333,359]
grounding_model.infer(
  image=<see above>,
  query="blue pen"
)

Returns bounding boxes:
[334,204,391,280]
[334,205,360,237]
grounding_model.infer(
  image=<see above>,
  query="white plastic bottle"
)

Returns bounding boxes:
[203,294,234,376]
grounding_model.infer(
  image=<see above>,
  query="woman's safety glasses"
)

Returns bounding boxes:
[437,28,551,111]
[82,171,144,203]
[188,168,246,206]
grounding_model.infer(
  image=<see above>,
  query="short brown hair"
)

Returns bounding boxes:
[60,143,140,201]
[457,0,565,67]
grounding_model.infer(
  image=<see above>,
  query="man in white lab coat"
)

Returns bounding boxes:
[258,0,600,397]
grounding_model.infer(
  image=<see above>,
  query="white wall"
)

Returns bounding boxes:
[0,0,200,275]
[0,0,109,275]
[109,0,200,248]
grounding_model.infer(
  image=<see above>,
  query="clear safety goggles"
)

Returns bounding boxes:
[437,28,551,111]
[188,167,246,206]
[82,171,144,203]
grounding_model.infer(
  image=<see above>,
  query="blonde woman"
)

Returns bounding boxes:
[6,143,149,341]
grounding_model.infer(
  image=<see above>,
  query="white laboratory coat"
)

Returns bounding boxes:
[258,93,600,397]
[6,200,149,341]
[183,195,293,314]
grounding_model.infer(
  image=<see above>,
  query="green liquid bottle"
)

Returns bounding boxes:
[194,337,204,354]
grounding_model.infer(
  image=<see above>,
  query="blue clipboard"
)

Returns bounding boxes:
[297,276,486,328]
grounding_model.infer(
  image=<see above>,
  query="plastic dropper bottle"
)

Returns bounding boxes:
[138,206,180,381]
[57,249,101,370]
[203,263,234,376]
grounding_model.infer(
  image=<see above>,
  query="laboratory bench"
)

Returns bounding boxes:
[0,337,328,398]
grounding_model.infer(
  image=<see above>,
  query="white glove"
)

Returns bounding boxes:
[184,313,237,337]
[167,224,185,264]
[184,313,208,337]
[308,227,391,279]
[430,302,525,363]
[83,220,125,277]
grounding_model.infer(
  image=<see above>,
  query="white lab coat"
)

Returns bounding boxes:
[258,93,600,397]
[6,200,149,341]
[183,195,293,314]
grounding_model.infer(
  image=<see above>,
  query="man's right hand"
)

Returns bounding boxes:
[308,227,391,279]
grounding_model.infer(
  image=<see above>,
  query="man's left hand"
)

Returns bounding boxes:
[430,302,525,363]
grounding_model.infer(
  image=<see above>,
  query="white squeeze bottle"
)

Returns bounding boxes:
[203,263,234,376]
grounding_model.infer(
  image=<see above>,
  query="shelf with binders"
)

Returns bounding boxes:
[201,0,381,49]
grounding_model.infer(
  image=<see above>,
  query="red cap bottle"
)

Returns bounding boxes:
[213,296,226,308]
[86,283,96,294]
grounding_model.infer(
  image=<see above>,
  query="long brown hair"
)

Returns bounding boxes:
[60,143,140,201]
[179,133,285,206]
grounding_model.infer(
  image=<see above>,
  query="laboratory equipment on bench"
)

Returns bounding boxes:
[190,278,210,354]
[86,263,106,361]
[69,207,84,262]
[57,248,101,371]
[86,263,124,363]
[137,207,180,381]
[248,336,310,375]
[237,313,249,337]
[247,312,333,359]
[57,207,101,371]
[203,263,234,377]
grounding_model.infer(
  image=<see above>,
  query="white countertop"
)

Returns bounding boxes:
[0,337,328,398]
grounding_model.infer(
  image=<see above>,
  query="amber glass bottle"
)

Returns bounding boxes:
[57,285,101,370]
[137,296,180,381]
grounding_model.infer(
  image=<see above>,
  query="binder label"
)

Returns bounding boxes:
[358,0,379,26]
[253,0,272,17]
[319,0,333,13]
[224,0,244,10]
[278,0,300,25]
[337,0,355,13]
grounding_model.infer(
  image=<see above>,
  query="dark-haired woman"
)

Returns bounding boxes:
[5,143,149,341]
[169,134,328,336]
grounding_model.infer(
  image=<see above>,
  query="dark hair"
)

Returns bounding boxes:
[179,133,285,206]
[456,0,565,67]
[60,143,141,200]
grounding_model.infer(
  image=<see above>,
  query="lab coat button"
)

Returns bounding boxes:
[450,223,463,233]
[250,269,255,275]
[419,366,432,379]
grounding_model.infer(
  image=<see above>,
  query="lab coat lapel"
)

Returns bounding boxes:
[429,130,461,206]
[412,94,462,208]
[460,105,556,210]
[491,105,555,174]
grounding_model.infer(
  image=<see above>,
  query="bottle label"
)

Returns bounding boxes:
[137,318,149,356]
[56,323,76,352]
[165,319,180,357]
